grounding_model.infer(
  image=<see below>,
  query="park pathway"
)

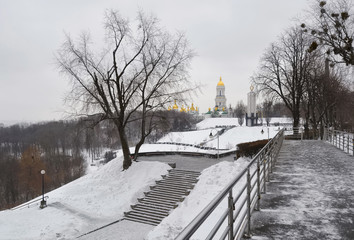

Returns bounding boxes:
[250,140,354,240]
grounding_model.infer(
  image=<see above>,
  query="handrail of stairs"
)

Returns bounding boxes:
[175,129,285,240]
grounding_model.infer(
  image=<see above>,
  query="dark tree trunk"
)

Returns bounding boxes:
[116,124,131,170]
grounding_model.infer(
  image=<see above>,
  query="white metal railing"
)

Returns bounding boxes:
[324,128,354,156]
[175,129,285,240]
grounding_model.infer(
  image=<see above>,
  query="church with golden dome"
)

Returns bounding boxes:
[215,77,227,110]
[204,76,231,118]
[167,100,199,115]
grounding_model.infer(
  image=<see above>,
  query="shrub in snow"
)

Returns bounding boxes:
[235,139,268,159]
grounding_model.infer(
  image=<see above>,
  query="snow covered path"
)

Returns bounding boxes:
[250,140,354,240]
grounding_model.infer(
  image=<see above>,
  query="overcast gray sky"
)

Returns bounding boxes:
[0,0,311,125]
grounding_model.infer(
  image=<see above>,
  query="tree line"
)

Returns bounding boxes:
[253,0,354,138]
[0,111,198,210]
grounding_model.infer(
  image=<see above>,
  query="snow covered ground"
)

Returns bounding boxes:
[196,117,292,129]
[0,118,286,239]
[156,125,280,152]
[0,157,171,240]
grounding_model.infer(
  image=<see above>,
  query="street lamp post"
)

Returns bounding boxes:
[40,170,47,209]
[209,130,220,160]
[267,127,269,140]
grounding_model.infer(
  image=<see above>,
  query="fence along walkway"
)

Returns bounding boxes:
[249,140,354,240]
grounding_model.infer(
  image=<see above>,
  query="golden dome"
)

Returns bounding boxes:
[172,100,178,110]
[190,103,196,111]
[217,76,224,86]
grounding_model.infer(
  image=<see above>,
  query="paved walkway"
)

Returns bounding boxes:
[138,154,234,172]
[250,140,354,240]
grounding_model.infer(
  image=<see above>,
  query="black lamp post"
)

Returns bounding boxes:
[40,170,47,209]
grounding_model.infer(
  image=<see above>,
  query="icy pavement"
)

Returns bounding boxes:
[250,140,354,240]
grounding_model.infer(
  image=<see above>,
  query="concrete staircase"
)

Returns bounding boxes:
[124,169,201,225]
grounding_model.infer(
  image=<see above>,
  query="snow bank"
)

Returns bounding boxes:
[0,157,171,240]
[196,118,239,129]
[157,129,214,145]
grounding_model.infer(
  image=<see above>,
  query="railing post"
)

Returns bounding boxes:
[256,158,260,211]
[267,152,270,182]
[263,153,266,193]
[228,189,234,240]
[335,132,337,147]
[244,168,252,238]
[347,134,349,153]
[268,149,272,174]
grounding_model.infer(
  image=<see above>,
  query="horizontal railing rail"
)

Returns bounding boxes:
[175,129,285,240]
[324,128,354,156]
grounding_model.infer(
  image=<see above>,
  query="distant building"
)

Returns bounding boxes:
[167,100,199,115]
[204,77,230,118]
[215,77,227,110]
[246,85,258,126]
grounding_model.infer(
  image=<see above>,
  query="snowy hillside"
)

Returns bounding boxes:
[156,125,280,151]
[0,118,285,239]
[0,157,170,239]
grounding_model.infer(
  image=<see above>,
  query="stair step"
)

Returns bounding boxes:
[131,203,172,212]
[155,179,194,186]
[132,205,169,215]
[161,178,198,184]
[165,172,200,177]
[144,192,184,202]
[125,209,167,219]
[154,182,194,189]
[150,186,190,194]
[150,184,193,191]
[168,169,200,175]
[124,215,160,226]
[164,174,199,180]
[147,189,188,198]
[125,211,164,222]
[142,196,180,205]
[139,198,178,208]
[126,169,200,225]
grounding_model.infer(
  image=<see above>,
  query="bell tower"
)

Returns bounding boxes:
[215,77,226,110]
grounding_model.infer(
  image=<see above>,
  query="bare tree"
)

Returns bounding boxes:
[302,0,354,65]
[57,10,195,170]
[253,27,315,129]
[235,100,246,126]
